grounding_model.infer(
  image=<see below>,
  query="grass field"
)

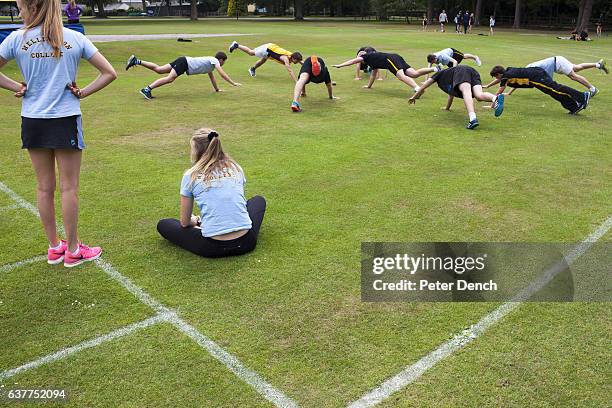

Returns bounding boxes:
[0,18,611,407]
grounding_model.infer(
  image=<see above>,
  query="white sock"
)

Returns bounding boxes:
[596,63,601,69]
[70,245,80,255]
[590,86,596,92]
[469,112,477,121]
[50,241,62,250]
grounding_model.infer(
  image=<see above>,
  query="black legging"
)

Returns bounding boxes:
[157,196,266,258]
[532,77,586,113]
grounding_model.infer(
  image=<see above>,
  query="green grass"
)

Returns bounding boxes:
[0,19,610,407]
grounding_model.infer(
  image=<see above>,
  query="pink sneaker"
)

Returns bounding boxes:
[47,240,67,265]
[64,243,102,268]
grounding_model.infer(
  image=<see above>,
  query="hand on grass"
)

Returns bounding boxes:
[14,82,26,98]
[362,85,371,89]
[233,82,242,87]
[441,106,450,110]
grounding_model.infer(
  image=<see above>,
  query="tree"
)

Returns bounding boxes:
[191,0,198,20]
[294,0,304,19]
[93,0,107,18]
[575,0,593,32]
[474,0,482,25]
[513,0,521,28]
[427,0,433,23]
[226,0,246,16]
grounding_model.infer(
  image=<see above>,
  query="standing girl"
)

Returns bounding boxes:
[0,0,117,267]
[489,15,496,35]
[65,0,82,24]
[157,128,266,258]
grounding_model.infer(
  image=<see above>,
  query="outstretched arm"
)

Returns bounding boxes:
[215,65,241,87]
[284,61,297,82]
[408,78,434,103]
[364,69,378,88]
[326,82,338,99]
[443,94,454,110]
[208,72,220,92]
[483,78,500,89]
[333,57,364,68]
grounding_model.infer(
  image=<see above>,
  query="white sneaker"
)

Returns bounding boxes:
[248,67,256,77]
[229,41,239,53]
[475,57,482,66]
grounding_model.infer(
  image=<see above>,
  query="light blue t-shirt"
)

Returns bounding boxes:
[527,57,555,79]
[185,56,219,75]
[435,48,454,65]
[180,166,252,238]
[0,26,98,118]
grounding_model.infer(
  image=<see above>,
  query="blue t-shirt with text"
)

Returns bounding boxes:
[0,26,98,118]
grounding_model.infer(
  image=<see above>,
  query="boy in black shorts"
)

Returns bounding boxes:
[291,56,338,112]
[486,65,590,114]
[409,65,505,129]
[333,51,438,93]
[125,52,240,99]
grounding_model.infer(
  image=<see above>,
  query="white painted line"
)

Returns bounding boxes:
[0,181,39,218]
[167,313,299,408]
[348,215,612,408]
[0,204,20,212]
[0,180,298,407]
[0,255,47,273]
[0,314,168,380]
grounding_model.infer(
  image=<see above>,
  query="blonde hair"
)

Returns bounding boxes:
[187,128,241,185]
[23,0,64,58]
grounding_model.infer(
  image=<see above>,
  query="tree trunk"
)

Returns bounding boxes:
[427,0,433,23]
[513,0,520,29]
[575,0,584,29]
[294,0,304,20]
[190,0,197,20]
[576,0,593,32]
[474,0,482,25]
[95,0,106,18]
[166,0,171,16]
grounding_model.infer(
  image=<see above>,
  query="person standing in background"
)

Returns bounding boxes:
[490,15,496,35]
[65,0,82,23]
[439,10,447,32]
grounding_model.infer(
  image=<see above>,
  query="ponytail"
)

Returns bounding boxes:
[187,128,241,186]
[23,0,64,58]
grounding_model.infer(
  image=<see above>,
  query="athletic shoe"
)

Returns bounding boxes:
[229,41,239,53]
[140,88,153,100]
[590,87,599,97]
[598,59,609,74]
[466,119,479,129]
[571,92,590,114]
[413,86,421,93]
[47,239,67,265]
[248,67,256,77]
[291,101,301,112]
[126,54,138,71]
[64,243,102,268]
[493,94,505,117]
[475,57,482,66]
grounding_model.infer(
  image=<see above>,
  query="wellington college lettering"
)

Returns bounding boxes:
[21,36,73,58]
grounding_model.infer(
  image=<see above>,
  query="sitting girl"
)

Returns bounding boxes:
[157,128,266,258]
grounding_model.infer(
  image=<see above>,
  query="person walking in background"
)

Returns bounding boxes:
[469,12,475,33]
[439,10,447,32]
[422,14,428,32]
[64,0,82,24]
[596,14,603,38]
[455,12,461,33]
[0,0,117,267]
[463,11,470,34]
[490,15,496,35]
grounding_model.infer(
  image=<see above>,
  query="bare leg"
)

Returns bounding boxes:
[252,57,268,70]
[28,149,59,247]
[463,53,479,61]
[572,63,597,72]
[405,67,436,79]
[472,85,496,102]
[293,73,309,102]
[395,70,418,89]
[568,71,594,89]
[458,82,476,119]
[139,61,172,74]
[149,69,178,90]
[55,149,82,252]
[237,44,256,56]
